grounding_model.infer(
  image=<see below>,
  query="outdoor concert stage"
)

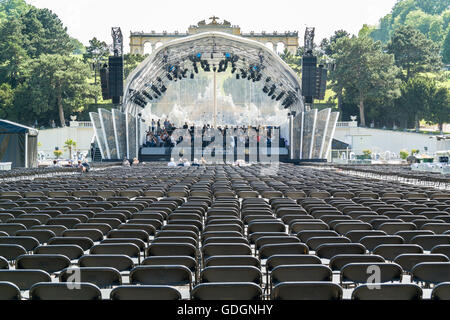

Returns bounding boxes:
[90,32,338,163]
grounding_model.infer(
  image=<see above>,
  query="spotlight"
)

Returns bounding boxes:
[160,85,167,93]
[151,85,161,96]
[272,95,277,100]
[231,67,237,74]
[263,86,269,93]
[167,74,173,81]
[276,92,285,101]
[190,73,194,79]
[268,85,276,96]
[266,77,271,83]
[236,74,240,80]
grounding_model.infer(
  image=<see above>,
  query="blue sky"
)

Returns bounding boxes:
[27,0,398,51]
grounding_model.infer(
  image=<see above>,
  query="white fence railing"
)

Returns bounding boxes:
[336,121,358,128]
[70,121,93,128]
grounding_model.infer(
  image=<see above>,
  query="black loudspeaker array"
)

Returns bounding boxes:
[100,65,110,100]
[315,65,328,101]
[302,56,317,104]
[108,56,124,102]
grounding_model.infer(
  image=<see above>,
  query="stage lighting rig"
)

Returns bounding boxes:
[142,91,153,101]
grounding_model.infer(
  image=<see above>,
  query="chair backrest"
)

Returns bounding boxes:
[306,237,351,251]
[259,243,309,259]
[373,244,424,261]
[0,257,8,269]
[329,254,385,271]
[0,244,27,261]
[316,243,366,259]
[110,285,181,300]
[411,235,450,251]
[412,262,450,285]
[34,244,84,260]
[431,283,450,300]
[204,256,261,268]
[394,254,449,273]
[0,269,51,290]
[271,282,343,300]
[147,243,197,258]
[142,256,197,273]
[266,255,322,272]
[60,267,122,288]
[297,230,339,243]
[130,265,192,286]
[79,254,134,272]
[255,236,300,250]
[352,284,422,300]
[0,281,21,300]
[201,266,261,284]
[191,282,262,300]
[29,282,102,300]
[48,237,94,251]
[431,245,450,259]
[341,263,403,284]
[90,243,140,258]
[16,254,71,274]
[202,244,252,260]
[360,236,404,252]
[271,265,332,284]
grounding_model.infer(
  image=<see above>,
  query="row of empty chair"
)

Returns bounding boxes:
[0,163,449,300]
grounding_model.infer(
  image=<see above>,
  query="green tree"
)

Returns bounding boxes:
[64,139,77,159]
[20,7,75,58]
[443,29,450,64]
[426,86,450,133]
[280,49,302,74]
[0,0,29,23]
[0,17,28,87]
[387,26,442,82]
[0,83,14,118]
[15,54,96,127]
[330,36,400,127]
[395,76,434,130]
[84,37,110,103]
[320,29,350,56]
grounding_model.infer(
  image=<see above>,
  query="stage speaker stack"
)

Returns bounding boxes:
[108,56,124,104]
[100,65,110,100]
[302,56,317,104]
[315,64,328,101]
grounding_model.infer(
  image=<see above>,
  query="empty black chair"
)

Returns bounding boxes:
[341,263,403,285]
[431,245,450,259]
[29,282,102,300]
[431,282,450,300]
[352,283,422,300]
[0,281,21,300]
[191,283,262,300]
[204,256,260,268]
[147,243,197,258]
[411,235,450,251]
[0,237,39,251]
[79,255,134,272]
[0,244,27,261]
[0,270,51,290]
[373,244,424,261]
[394,254,449,273]
[48,237,94,251]
[306,237,351,251]
[297,230,339,243]
[271,282,342,300]
[142,256,197,273]
[110,286,182,300]
[34,245,84,260]
[130,265,192,288]
[360,236,404,252]
[259,243,309,259]
[316,243,366,259]
[0,257,7,270]
[60,267,122,288]
[271,265,332,287]
[202,244,252,260]
[16,254,71,274]
[201,266,261,284]
[329,254,385,271]
[412,262,450,286]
